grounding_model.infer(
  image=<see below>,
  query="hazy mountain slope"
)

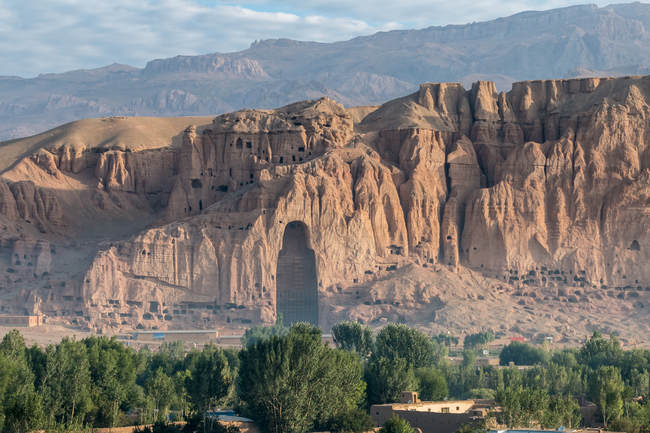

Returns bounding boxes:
[2,2,650,141]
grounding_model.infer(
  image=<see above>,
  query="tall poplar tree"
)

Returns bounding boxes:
[238,323,364,433]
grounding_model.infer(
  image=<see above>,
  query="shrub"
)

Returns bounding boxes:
[381,414,414,433]
[322,407,375,433]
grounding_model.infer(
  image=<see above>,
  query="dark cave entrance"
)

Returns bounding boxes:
[276,221,319,326]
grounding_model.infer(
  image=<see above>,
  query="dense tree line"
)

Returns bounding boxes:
[2,323,650,433]
[334,324,650,433]
[0,329,236,432]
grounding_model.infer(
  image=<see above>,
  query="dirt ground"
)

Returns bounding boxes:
[2,324,583,356]
[0,324,246,352]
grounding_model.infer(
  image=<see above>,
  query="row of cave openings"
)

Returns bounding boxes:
[229,136,311,164]
[493,238,645,289]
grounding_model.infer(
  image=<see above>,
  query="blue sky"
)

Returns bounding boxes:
[0,0,613,78]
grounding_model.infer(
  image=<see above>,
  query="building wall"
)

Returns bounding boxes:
[370,401,484,433]
[163,332,217,342]
[383,400,477,413]
[580,401,598,427]
[0,315,43,327]
[397,410,480,433]
[135,331,218,342]
[91,421,258,433]
[375,410,481,433]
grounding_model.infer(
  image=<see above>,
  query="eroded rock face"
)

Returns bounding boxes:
[0,181,18,220]
[4,76,650,335]
[0,180,65,232]
[11,235,52,275]
[164,98,355,222]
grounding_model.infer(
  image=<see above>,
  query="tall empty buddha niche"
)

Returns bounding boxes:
[276,222,319,325]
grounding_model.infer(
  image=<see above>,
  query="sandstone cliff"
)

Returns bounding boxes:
[2,76,650,344]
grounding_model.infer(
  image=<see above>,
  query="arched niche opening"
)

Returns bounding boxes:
[276,221,318,326]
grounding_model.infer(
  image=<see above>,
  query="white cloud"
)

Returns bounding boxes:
[224,0,615,27]
[0,0,615,77]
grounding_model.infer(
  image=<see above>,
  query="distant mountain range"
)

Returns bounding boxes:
[2,2,650,141]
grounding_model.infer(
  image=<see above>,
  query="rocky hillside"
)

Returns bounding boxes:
[2,3,650,141]
[1,75,650,345]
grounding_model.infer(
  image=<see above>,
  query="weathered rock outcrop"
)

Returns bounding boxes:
[0,180,65,232]
[11,234,52,275]
[0,181,18,220]
[3,76,650,339]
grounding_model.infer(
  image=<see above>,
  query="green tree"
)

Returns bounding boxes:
[26,343,47,390]
[85,335,138,427]
[0,347,45,432]
[463,388,496,399]
[588,365,624,427]
[578,331,623,370]
[320,407,375,433]
[159,341,186,364]
[238,323,363,433]
[414,367,448,401]
[550,349,577,369]
[332,321,374,358]
[609,417,645,433]
[173,369,191,420]
[500,341,549,366]
[4,389,45,433]
[622,386,635,418]
[380,414,414,433]
[0,329,27,363]
[222,348,241,375]
[463,332,494,351]
[374,324,434,369]
[364,357,418,406]
[431,340,451,371]
[619,349,650,395]
[624,368,649,398]
[41,337,92,427]
[432,333,458,349]
[185,343,232,420]
[494,385,548,428]
[463,349,477,367]
[145,367,174,422]
[542,396,581,429]
[240,313,289,347]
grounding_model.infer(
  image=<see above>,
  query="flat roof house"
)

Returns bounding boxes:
[0,315,43,327]
[370,392,491,433]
